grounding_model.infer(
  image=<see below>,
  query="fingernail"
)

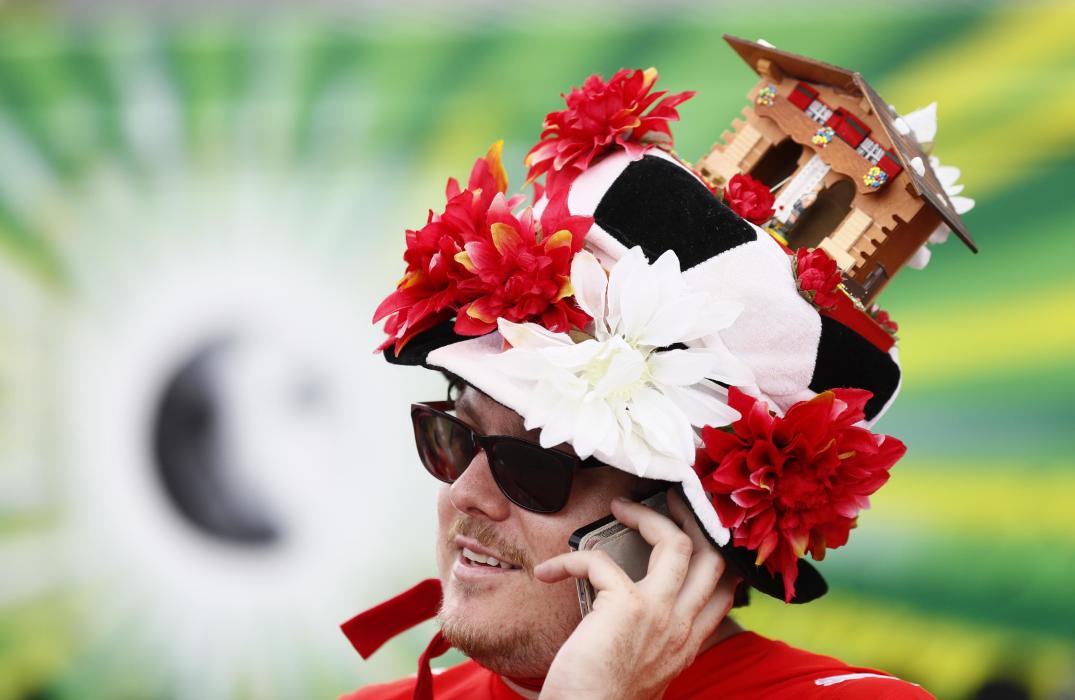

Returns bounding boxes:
[613,496,632,503]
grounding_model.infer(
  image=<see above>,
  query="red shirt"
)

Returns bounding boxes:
[341,631,934,699]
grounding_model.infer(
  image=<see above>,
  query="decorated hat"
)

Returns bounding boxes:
[373,67,918,604]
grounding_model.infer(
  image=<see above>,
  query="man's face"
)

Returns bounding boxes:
[434,385,641,677]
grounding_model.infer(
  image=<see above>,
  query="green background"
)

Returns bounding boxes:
[1,2,1073,699]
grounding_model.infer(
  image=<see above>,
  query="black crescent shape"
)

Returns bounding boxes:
[152,338,280,546]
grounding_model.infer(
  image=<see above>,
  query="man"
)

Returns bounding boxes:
[342,68,938,699]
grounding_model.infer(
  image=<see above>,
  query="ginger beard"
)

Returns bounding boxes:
[434,509,583,678]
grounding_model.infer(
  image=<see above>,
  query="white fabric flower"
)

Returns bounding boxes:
[897,103,973,270]
[492,247,753,479]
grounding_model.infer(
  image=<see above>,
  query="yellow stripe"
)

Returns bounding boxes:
[929,86,1075,196]
[897,284,1075,382]
[877,2,1075,196]
[870,461,1075,542]
[736,591,1074,700]
[878,2,1075,126]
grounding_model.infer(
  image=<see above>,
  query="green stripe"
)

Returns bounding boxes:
[159,24,253,155]
[0,25,77,178]
[292,28,368,158]
[63,29,130,166]
[883,156,1075,311]
[822,529,1075,640]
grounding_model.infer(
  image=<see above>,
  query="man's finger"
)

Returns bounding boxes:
[666,489,726,618]
[535,549,634,592]
[687,573,740,649]
[675,546,726,619]
[610,496,692,600]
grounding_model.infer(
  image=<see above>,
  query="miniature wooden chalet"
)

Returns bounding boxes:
[699,35,976,303]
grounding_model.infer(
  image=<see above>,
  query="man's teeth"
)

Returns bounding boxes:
[462,547,515,569]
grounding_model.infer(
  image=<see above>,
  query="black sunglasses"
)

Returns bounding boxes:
[410,401,603,513]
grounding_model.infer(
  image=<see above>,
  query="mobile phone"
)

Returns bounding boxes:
[568,490,669,617]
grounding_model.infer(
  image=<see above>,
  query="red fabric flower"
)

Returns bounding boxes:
[794,248,843,310]
[524,68,694,197]
[871,306,899,335]
[373,141,593,353]
[723,173,775,225]
[452,190,593,335]
[694,388,906,603]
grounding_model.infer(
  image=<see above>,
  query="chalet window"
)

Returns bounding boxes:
[788,82,819,110]
[806,100,833,124]
[856,138,885,164]
[878,150,903,178]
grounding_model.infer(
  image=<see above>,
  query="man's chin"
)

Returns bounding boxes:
[436,590,563,678]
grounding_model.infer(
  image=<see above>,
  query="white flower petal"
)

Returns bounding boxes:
[676,299,743,343]
[902,102,937,144]
[691,335,755,386]
[538,397,583,449]
[950,195,975,215]
[651,249,685,296]
[541,339,603,370]
[934,164,961,188]
[648,348,717,386]
[661,383,740,428]
[618,267,662,340]
[570,250,609,336]
[498,318,572,350]
[590,341,646,399]
[907,244,931,270]
[546,371,588,402]
[929,225,951,245]
[605,247,648,334]
[521,378,562,430]
[629,386,695,464]
[621,424,653,476]
[573,399,614,458]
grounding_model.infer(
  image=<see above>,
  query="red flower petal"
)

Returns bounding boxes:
[723,173,775,225]
[375,140,597,349]
[698,384,905,603]
[794,248,844,310]
[525,67,693,187]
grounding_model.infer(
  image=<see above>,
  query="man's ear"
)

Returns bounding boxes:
[439,370,468,401]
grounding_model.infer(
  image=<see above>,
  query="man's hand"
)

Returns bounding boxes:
[533,489,739,700]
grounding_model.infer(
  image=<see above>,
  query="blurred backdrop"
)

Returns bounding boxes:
[0,1,1073,699]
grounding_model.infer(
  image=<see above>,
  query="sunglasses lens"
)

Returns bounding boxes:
[412,410,475,483]
[488,441,574,513]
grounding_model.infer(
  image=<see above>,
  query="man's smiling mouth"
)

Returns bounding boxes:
[461,546,520,570]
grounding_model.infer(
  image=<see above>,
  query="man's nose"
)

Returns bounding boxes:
[447,449,512,521]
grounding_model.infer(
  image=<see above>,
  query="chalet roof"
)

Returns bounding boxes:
[723,34,976,253]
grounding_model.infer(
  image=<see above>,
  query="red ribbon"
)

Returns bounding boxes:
[341,578,444,659]
[820,292,895,353]
[413,630,453,700]
[341,578,452,699]
[340,579,546,699]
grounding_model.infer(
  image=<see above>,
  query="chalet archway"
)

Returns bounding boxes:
[749,138,803,188]
[786,178,855,250]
